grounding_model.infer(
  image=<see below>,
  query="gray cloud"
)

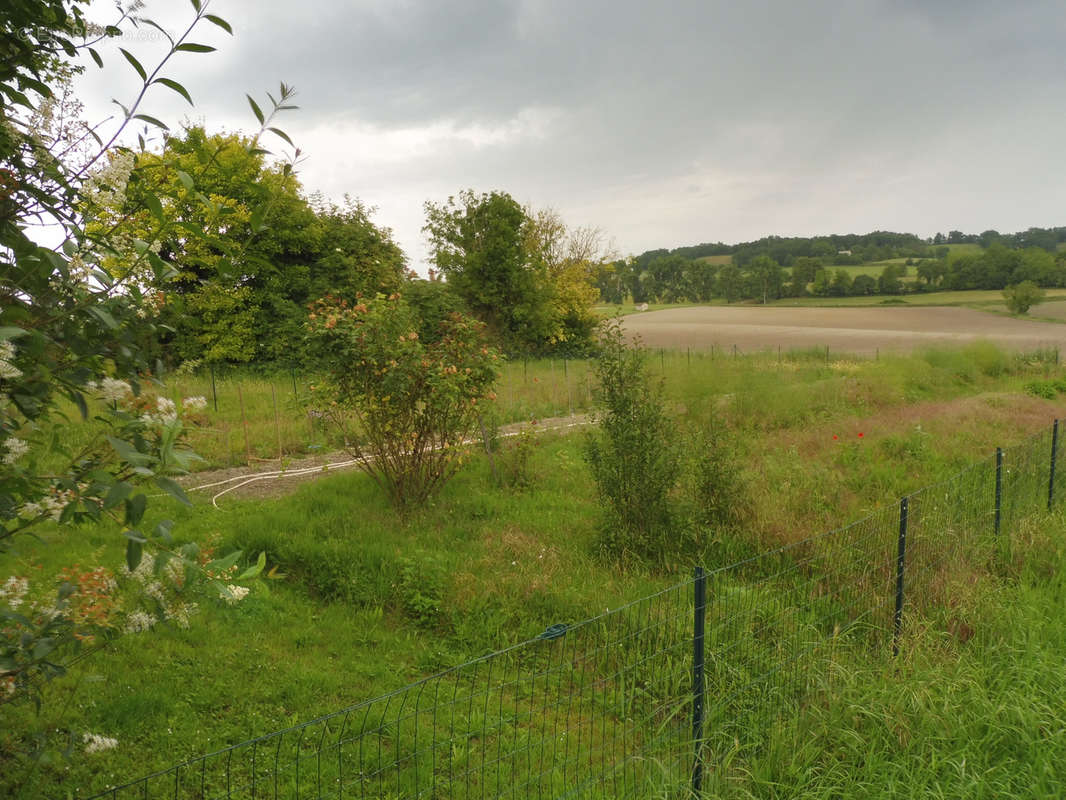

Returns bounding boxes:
[76,0,1066,270]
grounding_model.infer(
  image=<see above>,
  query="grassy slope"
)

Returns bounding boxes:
[5,346,1066,797]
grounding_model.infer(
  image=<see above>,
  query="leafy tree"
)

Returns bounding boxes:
[877,264,904,294]
[811,268,831,297]
[746,255,783,304]
[830,269,853,297]
[424,190,549,351]
[717,264,744,303]
[1003,281,1045,315]
[851,274,877,295]
[306,294,499,507]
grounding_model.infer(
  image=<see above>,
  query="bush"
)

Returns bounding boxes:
[1003,281,1045,315]
[306,293,500,507]
[583,321,684,561]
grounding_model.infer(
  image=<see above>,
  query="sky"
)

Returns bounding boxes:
[75,0,1066,274]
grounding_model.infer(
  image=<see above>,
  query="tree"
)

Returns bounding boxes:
[746,255,783,304]
[424,190,549,351]
[1002,281,1045,315]
[851,274,877,295]
[829,268,853,297]
[877,264,904,294]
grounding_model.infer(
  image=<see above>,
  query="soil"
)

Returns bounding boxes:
[620,305,1066,355]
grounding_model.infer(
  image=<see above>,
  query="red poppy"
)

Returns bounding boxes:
[858,432,864,438]
[832,435,838,440]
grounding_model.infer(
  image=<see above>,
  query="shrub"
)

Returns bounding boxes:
[583,321,684,561]
[1003,281,1045,315]
[306,293,500,507]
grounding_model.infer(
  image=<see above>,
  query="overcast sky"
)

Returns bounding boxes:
[76,0,1066,273]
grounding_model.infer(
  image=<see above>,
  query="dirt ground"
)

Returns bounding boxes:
[620,306,1066,354]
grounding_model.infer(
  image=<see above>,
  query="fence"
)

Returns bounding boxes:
[86,420,1065,799]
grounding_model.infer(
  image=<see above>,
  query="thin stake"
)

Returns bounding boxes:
[238,382,251,465]
[692,566,707,794]
[210,362,218,412]
[271,382,282,461]
[893,496,908,657]
[994,447,1003,539]
[1050,419,1060,511]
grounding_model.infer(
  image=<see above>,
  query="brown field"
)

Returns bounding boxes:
[620,305,1066,355]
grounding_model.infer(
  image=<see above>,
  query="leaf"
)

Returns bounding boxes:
[120,48,147,82]
[154,519,175,543]
[0,327,27,341]
[140,19,175,45]
[124,493,148,526]
[154,77,193,106]
[190,0,202,11]
[88,306,118,329]
[143,191,165,223]
[154,476,192,507]
[249,205,267,234]
[126,538,143,572]
[133,114,169,131]
[102,481,133,510]
[175,170,195,191]
[205,550,242,574]
[175,43,216,54]
[88,48,104,69]
[246,94,265,125]
[237,551,267,580]
[267,127,294,147]
[203,14,233,34]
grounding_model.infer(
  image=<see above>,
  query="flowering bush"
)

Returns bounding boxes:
[306,293,500,506]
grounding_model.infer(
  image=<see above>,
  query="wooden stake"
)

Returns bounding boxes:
[237,382,251,465]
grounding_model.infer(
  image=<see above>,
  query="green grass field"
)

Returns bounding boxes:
[5,344,1066,798]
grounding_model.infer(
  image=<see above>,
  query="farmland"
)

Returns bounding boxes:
[620,304,1066,354]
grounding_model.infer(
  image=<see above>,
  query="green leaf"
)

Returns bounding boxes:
[120,48,147,82]
[154,519,175,543]
[205,550,242,574]
[267,127,294,147]
[143,191,165,222]
[133,114,170,131]
[203,14,233,34]
[102,481,133,510]
[154,77,193,106]
[175,170,195,191]
[246,94,265,125]
[124,493,148,526]
[237,551,267,580]
[0,327,27,341]
[175,43,216,54]
[88,306,118,329]
[126,538,143,572]
[88,48,104,69]
[249,205,267,234]
[154,476,192,507]
[190,0,202,11]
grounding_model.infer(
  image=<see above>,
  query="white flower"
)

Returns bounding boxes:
[156,396,177,423]
[182,396,207,412]
[0,340,20,380]
[0,576,29,609]
[19,501,42,518]
[83,733,119,754]
[220,584,249,605]
[165,601,197,629]
[89,377,132,404]
[124,610,156,634]
[2,437,28,464]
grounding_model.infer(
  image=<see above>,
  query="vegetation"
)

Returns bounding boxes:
[4,344,1066,797]
[305,293,499,507]
[1003,280,1046,315]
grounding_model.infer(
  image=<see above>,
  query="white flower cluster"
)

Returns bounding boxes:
[164,601,198,629]
[83,732,119,754]
[124,610,156,634]
[19,488,75,522]
[0,576,29,609]
[0,340,21,380]
[140,396,178,427]
[182,396,207,412]
[221,584,250,605]
[81,150,135,211]
[2,436,27,465]
[87,377,132,404]
[1,676,14,697]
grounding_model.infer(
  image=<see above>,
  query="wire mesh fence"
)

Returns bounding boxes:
[87,420,1066,800]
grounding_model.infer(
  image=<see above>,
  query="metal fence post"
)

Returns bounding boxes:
[1049,420,1059,511]
[692,566,707,795]
[994,447,1003,538]
[893,497,908,658]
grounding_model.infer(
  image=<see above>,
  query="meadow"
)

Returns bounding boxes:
[5,343,1066,798]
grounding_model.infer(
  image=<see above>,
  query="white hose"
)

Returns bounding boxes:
[181,417,592,508]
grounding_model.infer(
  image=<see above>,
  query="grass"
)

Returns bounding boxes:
[5,344,1066,797]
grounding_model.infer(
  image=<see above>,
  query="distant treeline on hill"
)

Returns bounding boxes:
[593,226,1066,304]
